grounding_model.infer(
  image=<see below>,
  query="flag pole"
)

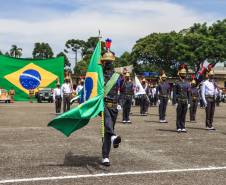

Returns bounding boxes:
[98,29,105,143]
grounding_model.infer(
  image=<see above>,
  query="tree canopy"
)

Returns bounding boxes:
[32,42,54,59]
[131,19,226,75]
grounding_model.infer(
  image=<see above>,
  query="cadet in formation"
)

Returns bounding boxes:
[156,72,170,123]
[101,49,121,166]
[53,82,62,114]
[189,79,199,122]
[121,72,134,124]
[61,76,72,112]
[173,66,191,133]
[201,69,217,130]
[140,79,149,115]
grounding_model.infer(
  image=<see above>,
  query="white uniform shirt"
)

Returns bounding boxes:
[61,83,72,95]
[53,88,61,100]
[201,79,217,104]
[76,85,83,94]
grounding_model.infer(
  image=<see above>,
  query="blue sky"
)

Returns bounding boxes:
[0,0,225,68]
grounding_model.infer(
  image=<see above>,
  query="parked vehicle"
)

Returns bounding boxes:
[35,88,53,103]
[0,89,10,103]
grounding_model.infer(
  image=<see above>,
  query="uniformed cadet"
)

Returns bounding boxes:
[76,79,84,104]
[121,72,134,123]
[201,69,217,130]
[215,87,221,107]
[198,83,205,108]
[156,73,170,123]
[101,49,121,166]
[118,70,127,107]
[173,66,191,133]
[153,84,158,106]
[189,79,199,122]
[61,76,72,112]
[140,79,149,115]
[53,82,62,114]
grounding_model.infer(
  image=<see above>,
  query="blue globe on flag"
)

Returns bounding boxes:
[19,69,41,90]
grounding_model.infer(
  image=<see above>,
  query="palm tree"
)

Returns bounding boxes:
[9,45,22,58]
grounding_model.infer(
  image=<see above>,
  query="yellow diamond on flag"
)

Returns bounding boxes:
[4,63,58,95]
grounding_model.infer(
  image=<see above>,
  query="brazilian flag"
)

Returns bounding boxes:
[0,55,64,101]
[48,41,104,137]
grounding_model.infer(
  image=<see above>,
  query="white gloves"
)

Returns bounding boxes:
[158,100,160,105]
[204,101,207,108]
[187,104,190,109]
[117,104,122,111]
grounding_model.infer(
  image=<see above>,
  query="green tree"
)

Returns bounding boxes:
[131,32,180,75]
[65,39,86,65]
[5,52,10,56]
[208,19,226,65]
[114,51,132,68]
[74,60,89,76]
[70,37,106,76]
[131,19,226,76]
[0,50,2,55]
[9,45,23,58]
[32,42,54,59]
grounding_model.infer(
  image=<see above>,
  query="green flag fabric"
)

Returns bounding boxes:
[0,55,64,101]
[48,41,104,137]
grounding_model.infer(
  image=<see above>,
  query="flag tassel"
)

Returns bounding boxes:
[101,111,105,143]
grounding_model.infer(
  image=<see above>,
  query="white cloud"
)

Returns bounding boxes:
[0,0,221,68]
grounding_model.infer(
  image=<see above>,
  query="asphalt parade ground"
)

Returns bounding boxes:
[1,102,226,185]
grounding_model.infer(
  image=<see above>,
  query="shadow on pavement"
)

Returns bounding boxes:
[63,152,108,171]
[145,120,161,124]
[40,152,109,172]
[156,129,178,133]
[186,126,207,131]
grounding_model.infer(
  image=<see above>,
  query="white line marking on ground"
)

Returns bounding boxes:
[1,166,226,184]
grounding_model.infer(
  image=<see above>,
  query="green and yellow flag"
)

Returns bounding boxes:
[0,55,64,101]
[48,41,104,137]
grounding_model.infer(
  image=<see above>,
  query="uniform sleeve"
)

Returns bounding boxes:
[201,82,207,104]
[156,85,160,100]
[53,89,55,101]
[167,83,171,98]
[61,85,64,98]
[187,82,191,104]
[173,83,177,104]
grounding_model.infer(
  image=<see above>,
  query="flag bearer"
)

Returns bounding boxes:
[53,82,62,114]
[121,72,134,123]
[189,79,199,122]
[61,76,72,112]
[201,69,218,130]
[101,40,121,166]
[156,72,170,123]
[173,65,191,133]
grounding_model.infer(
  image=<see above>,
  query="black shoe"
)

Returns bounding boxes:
[112,135,121,148]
